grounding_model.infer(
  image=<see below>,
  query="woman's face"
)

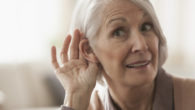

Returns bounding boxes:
[93,0,159,86]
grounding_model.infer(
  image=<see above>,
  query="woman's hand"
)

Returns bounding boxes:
[51,29,99,110]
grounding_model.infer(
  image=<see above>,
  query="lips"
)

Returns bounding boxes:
[126,60,150,68]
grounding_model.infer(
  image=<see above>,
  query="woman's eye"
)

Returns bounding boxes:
[113,28,126,37]
[141,23,153,32]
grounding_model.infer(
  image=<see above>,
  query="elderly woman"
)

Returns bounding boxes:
[51,0,195,110]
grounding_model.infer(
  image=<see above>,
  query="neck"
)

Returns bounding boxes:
[108,81,155,110]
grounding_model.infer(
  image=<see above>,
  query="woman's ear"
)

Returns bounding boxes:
[79,39,99,63]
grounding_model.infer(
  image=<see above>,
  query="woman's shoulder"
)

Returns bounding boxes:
[171,74,195,110]
[172,75,195,90]
[172,75,195,100]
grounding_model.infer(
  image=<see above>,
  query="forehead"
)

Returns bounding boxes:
[102,0,146,22]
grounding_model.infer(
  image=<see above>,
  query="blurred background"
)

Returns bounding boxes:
[0,0,194,110]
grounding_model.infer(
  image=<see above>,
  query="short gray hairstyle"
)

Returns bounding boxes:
[69,0,168,68]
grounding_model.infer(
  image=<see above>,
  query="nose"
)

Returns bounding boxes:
[130,31,148,53]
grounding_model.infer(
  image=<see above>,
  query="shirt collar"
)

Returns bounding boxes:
[152,68,174,110]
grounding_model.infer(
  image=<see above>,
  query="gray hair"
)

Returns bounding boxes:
[69,0,168,69]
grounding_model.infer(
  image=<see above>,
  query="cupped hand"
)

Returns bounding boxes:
[51,29,99,95]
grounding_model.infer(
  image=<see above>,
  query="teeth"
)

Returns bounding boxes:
[127,62,149,68]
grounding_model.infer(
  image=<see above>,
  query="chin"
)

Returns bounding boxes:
[123,68,158,87]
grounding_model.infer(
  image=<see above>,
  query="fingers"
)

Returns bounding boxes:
[51,46,60,69]
[61,35,71,63]
[59,29,84,65]
[70,29,81,60]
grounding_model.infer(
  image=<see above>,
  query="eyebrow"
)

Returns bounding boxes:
[142,12,149,19]
[107,17,127,26]
[106,12,149,26]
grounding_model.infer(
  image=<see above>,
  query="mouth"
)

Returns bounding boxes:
[126,60,150,69]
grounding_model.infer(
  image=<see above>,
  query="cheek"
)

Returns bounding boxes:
[94,40,128,72]
[153,37,159,57]
[147,35,159,54]
[148,36,159,66]
[95,45,122,66]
